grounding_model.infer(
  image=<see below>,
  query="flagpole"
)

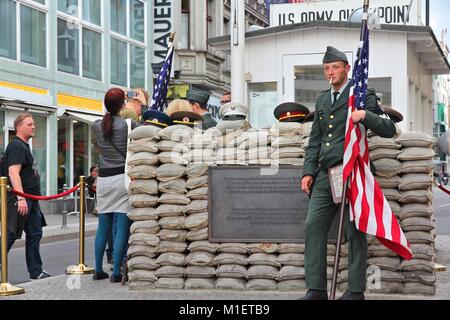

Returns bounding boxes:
[329,0,370,301]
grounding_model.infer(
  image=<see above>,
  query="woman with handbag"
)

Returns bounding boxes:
[92,88,138,283]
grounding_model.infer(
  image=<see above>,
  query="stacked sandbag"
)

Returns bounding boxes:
[269,123,310,166]
[245,243,280,291]
[153,125,195,290]
[214,243,248,291]
[396,132,436,296]
[214,127,247,166]
[126,125,162,290]
[277,244,306,291]
[184,241,218,290]
[239,130,272,165]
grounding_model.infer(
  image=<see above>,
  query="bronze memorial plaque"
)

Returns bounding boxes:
[209,166,339,243]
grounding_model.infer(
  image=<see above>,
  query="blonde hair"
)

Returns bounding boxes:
[166,99,192,116]
[14,113,33,133]
[133,88,149,105]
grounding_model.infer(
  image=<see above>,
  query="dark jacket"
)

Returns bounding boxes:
[303,86,396,178]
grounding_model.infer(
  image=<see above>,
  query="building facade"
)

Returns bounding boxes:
[210,21,450,132]
[0,0,152,195]
[170,0,269,119]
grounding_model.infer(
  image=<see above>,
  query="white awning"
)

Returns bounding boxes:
[66,111,103,125]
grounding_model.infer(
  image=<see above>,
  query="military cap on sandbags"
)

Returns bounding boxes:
[323,46,348,64]
[170,111,203,128]
[380,105,404,123]
[142,110,173,128]
[186,88,210,106]
[303,111,315,123]
[220,102,249,120]
[274,102,310,123]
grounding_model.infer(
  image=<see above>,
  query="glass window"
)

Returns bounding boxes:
[0,0,17,60]
[0,111,5,154]
[369,77,392,107]
[181,0,189,49]
[90,127,100,169]
[82,28,101,80]
[130,0,145,42]
[32,114,47,195]
[82,0,101,25]
[58,0,78,16]
[73,121,89,185]
[21,5,46,67]
[57,18,80,75]
[130,45,145,88]
[111,0,126,35]
[57,119,71,191]
[111,38,127,86]
[248,82,278,129]
[294,65,329,111]
[33,0,46,4]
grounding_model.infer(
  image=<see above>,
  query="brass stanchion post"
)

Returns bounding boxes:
[0,177,25,296]
[66,176,94,275]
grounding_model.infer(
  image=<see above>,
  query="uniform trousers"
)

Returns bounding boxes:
[304,169,368,293]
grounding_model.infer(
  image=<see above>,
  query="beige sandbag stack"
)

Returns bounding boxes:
[214,243,249,291]
[277,244,306,291]
[270,123,311,166]
[396,131,436,296]
[239,130,272,165]
[245,243,280,291]
[153,125,196,290]
[366,132,405,294]
[126,125,161,291]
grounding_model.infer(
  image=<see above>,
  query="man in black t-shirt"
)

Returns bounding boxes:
[1,113,51,281]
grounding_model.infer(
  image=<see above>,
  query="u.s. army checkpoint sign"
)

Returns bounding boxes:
[209,166,339,243]
[270,0,421,27]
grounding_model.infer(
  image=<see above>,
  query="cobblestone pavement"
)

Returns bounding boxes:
[1,236,448,300]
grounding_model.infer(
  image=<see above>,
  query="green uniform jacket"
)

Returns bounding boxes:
[303,85,396,177]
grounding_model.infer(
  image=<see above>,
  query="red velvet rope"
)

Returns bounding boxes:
[8,185,80,201]
[438,184,450,196]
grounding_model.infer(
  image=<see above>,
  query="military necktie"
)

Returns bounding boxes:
[332,92,339,107]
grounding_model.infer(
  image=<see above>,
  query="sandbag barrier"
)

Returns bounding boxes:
[124,123,437,295]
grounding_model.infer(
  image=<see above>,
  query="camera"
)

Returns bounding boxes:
[127,91,137,98]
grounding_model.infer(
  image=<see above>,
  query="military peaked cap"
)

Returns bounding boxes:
[170,111,203,128]
[274,102,310,123]
[142,110,173,128]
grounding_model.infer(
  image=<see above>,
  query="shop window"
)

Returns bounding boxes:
[0,111,5,154]
[21,5,46,67]
[369,77,392,107]
[57,18,80,75]
[90,127,100,169]
[248,82,278,129]
[58,119,71,191]
[82,28,102,80]
[0,0,17,60]
[73,121,89,185]
[32,114,47,195]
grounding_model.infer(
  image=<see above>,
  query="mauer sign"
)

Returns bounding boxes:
[270,0,422,27]
[152,0,174,72]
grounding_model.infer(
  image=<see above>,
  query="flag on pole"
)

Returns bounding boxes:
[150,44,174,112]
[342,22,412,260]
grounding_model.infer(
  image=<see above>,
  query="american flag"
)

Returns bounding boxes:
[342,23,412,260]
[150,44,174,112]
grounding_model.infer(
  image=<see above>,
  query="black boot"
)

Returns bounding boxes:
[92,271,109,281]
[337,291,365,300]
[300,289,328,300]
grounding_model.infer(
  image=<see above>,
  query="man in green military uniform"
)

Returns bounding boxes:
[300,46,396,300]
